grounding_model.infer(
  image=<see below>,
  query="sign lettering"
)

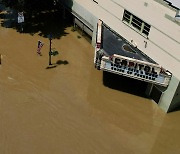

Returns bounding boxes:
[114,58,158,74]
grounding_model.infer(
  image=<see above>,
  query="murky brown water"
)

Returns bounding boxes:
[0,10,180,154]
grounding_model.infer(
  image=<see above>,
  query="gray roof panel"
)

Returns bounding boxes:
[165,0,180,9]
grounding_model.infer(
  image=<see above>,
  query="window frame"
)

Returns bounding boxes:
[122,10,151,38]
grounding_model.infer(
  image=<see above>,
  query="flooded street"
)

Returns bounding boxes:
[0,10,180,154]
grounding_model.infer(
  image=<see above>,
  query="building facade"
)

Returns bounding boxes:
[62,0,180,112]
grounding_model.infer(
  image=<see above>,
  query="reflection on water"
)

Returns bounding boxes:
[0,18,180,154]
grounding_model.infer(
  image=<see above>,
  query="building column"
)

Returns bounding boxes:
[91,19,98,47]
[158,75,180,112]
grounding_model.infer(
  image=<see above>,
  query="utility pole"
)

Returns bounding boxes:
[48,33,59,65]
[49,34,52,65]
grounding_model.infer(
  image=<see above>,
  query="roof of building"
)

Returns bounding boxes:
[102,24,157,64]
[165,0,180,9]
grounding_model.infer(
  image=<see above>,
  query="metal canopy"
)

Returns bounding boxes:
[102,24,156,64]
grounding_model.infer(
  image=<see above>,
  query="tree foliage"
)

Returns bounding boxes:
[0,0,73,38]
[1,0,60,12]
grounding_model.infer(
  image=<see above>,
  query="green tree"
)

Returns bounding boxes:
[1,0,60,12]
[0,0,72,38]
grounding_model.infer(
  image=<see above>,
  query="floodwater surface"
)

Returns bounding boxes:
[0,11,180,154]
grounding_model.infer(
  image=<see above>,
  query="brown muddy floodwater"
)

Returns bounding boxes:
[0,12,180,154]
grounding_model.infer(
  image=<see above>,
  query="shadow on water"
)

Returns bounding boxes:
[56,60,69,65]
[0,1,74,39]
[103,71,148,98]
[46,60,69,69]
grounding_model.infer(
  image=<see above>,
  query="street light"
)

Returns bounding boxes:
[49,34,52,65]
[48,33,59,66]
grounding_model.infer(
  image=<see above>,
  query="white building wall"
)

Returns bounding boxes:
[96,0,180,79]
[68,0,180,79]
[63,0,180,112]
[158,76,180,112]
